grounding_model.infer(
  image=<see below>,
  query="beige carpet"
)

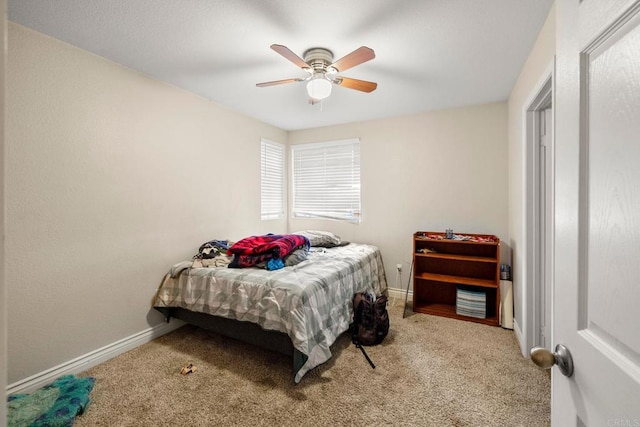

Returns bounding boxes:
[75,299,550,426]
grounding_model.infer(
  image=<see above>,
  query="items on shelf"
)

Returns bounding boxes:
[500,264,511,280]
[417,232,499,243]
[456,286,487,319]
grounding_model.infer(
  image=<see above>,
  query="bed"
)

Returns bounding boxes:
[153,233,387,383]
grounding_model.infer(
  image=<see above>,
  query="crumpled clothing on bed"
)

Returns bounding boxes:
[192,255,233,268]
[194,239,233,260]
[227,234,309,269]
[188,239,234,269]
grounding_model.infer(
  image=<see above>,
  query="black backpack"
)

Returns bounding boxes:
[352,292,390,368]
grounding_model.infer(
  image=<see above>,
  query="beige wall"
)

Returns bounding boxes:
[288,102,509,290]
[6,23,287,383]
[507,3,556,351]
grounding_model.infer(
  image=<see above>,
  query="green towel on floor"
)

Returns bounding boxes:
[8,375,95,427]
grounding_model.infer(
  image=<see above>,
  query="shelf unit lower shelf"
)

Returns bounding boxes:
[413,302,500,326]
[414,272,497,288]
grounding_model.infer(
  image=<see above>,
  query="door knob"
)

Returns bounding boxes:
[530,344,574,377]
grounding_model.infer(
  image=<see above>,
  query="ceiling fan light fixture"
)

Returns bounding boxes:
[306,74,332,100]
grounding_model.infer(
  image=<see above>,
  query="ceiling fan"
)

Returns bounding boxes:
[256,44,377,102]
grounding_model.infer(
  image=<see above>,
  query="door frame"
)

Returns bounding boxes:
[524,68,554,354]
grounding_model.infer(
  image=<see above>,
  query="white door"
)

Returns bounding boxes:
[553,0,640,425]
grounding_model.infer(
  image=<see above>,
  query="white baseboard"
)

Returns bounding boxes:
[387,286,411,302]
[513,319,526,357]
[7,319,185,395]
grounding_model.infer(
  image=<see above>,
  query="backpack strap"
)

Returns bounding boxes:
[355,342,376,369]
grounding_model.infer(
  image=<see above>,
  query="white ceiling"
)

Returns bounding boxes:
[8,0,554,131]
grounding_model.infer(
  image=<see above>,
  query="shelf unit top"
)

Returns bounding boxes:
[414,231,499,245]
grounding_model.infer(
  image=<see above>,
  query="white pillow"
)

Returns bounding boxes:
[293,230,342,247]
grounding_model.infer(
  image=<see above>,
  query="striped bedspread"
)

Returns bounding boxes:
[153,243,387,383]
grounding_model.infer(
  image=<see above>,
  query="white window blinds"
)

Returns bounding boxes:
[260,139,284,220]
[291,139,361,223]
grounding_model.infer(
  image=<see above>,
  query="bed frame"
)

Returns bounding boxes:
[157,306,293,355]
[156,306,310,381]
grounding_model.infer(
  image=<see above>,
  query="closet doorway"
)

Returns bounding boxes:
[525,76,553,351]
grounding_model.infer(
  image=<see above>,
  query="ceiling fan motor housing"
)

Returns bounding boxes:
[303,48,335,72]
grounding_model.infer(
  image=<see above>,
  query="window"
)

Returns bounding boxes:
[260,139,284,220]
[291,138,361,222]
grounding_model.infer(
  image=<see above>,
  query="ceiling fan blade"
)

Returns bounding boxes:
[329,46,375,72]
[270,44,310,69]
[256,78,304,87]
[335,77,377,93]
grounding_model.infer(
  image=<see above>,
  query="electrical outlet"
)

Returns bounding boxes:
[396,264,402,272]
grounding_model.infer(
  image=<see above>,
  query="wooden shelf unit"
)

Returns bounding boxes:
[412,231,500,326]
